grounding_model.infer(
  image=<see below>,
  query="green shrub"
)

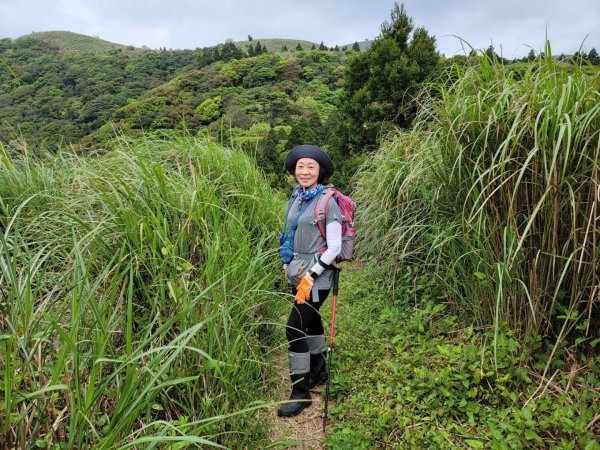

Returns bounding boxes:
[195,95,223,123]
[324,266,600,449]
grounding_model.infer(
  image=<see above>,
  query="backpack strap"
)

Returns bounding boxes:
[314,187,336,238]
[280,184,301,237]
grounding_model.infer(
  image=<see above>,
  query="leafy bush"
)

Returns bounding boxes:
[195,95,222,123]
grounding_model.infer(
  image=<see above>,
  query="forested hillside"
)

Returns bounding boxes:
[86,48,346,183]
[0,32,197,146]
[2,24,597,187]
[0,32,355,187]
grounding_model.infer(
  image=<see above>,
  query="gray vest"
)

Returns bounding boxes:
[285,188,342,290]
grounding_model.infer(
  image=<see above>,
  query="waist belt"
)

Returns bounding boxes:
[293,252,318,260]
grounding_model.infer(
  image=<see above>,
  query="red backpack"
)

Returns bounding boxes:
[314,187,356,263]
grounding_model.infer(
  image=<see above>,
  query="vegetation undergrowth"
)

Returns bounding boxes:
[0,134,288,449]
[324,263,599,449]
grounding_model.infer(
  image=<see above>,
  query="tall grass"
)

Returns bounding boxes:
[0,134,286,448]
[355,47,599,354]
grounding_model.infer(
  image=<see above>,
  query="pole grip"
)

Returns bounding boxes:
[332,267,340,295]
[328,269,340,344]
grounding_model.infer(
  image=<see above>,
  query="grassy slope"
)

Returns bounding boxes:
[15,31,144,55]
[235,38,318,53]
[0,134,290,449]
[13,32,320,56]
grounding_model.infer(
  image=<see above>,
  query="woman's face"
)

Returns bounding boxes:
[295,157,320,190]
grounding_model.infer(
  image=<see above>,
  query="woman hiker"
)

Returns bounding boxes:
[277,145,342,418]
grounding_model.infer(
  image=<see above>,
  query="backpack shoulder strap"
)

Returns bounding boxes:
[281,184,301,235]
[314,186,336,237]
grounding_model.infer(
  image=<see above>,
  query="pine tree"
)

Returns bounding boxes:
[352,42,361,51]
[380,2,412,51]
[332,2,439,156]
[296,43,303,51]
[484,45,507,65]
[220,41,245,61]
[572,51,586,65]
[485,45,497,63]
[247,43,255,57]
[319,41,327,51]
[588,48,600,65]
[282,44,288,51]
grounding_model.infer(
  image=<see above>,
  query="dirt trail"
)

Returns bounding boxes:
[267,348,329,449]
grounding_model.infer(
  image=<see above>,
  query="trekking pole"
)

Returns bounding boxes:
[323,268,340,432]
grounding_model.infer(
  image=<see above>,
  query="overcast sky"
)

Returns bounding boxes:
[1,0,598,57]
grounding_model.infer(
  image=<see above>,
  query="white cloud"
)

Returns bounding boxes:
[102,23,173,49]
[1,0,598,56]
[57,0,101,34]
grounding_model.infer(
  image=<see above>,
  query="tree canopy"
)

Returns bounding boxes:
[332,2,440,156]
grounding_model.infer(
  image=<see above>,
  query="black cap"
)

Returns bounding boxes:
[285,145,334,179]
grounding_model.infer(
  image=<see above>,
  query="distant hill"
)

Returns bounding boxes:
[336,39,373,51]
[0,30,346,160]
[0,31,196,147]
[233,38,319,54]
[9,31,354,56]
[15,31,144,55]
[85,48,345,144]
[233,38,369,53]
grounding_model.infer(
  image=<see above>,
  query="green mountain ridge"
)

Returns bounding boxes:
[0,29,349,189]
[84,49,346,185]
[229,38,320,52]
[0,31,198,147]
[9,30,371,55]
[14,31,141,55]
[8,30,327,55]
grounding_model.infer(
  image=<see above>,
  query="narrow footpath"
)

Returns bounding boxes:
[268,349,327,449]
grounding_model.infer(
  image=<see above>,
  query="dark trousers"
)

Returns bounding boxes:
[286,288,330,353]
